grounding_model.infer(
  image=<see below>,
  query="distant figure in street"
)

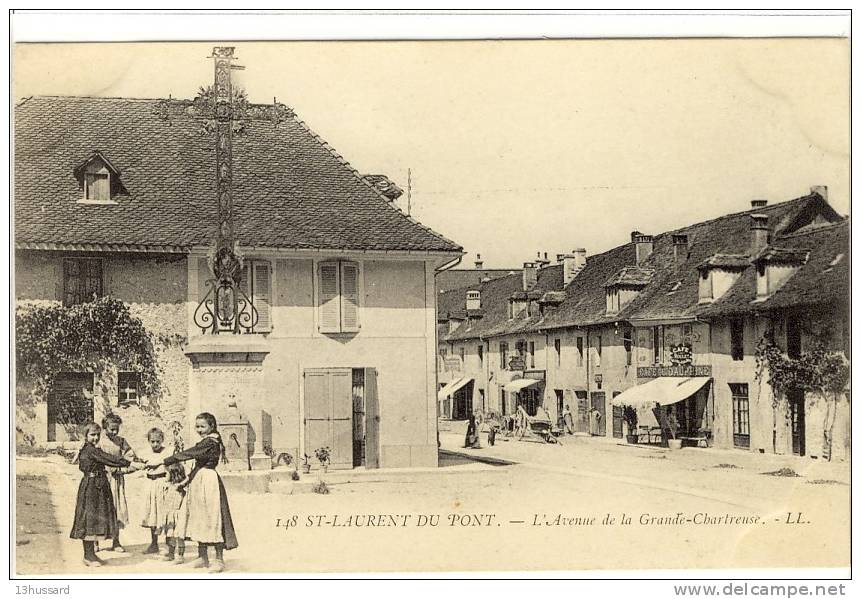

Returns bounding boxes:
[562,404,574,434]
[71,422,142,567]
[464,413,481,448]
[589,408,603,436]
[97,413,137,553]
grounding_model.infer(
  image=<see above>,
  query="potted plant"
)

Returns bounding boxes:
[666,407,682,450]
[301,454,311,474]
[314,446,331,473]
[622,406,638,444]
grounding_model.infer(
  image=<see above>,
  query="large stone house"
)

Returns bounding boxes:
[15,90,462,469]
[438,190,849,460]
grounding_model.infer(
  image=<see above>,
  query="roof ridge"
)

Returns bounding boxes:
[776,218,848,239]
[659,193,817,238]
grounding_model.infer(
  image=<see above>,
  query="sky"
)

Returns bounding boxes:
[14,39,849,268]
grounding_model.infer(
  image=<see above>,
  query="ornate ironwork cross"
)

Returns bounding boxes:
[193,46,258,334]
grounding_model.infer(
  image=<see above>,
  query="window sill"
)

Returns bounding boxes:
[77,198,118,206]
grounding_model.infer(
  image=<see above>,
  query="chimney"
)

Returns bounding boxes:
[535,251,550,269]
[474,253,484,270]
[559,248,587,286]
[751,199,768,209]
[522,262,538,291]
[632,234,654,266]
[750,214,769,256]
[810,185,828,201]
[672,234,689,264]
[466,290,481,311]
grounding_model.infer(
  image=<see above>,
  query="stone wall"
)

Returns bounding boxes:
[14,251,189,448]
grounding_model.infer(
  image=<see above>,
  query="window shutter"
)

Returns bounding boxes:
[237,263,252,330]
[340,262,360,333]
[318,262,340,333]
[253,261,272,332]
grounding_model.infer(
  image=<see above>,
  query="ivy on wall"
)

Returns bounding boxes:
[15,296,169,416]
[755,335,849,461]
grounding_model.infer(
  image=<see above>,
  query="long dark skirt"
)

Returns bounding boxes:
[70,474,118,541]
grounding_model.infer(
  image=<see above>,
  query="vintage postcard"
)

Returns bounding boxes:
[11,21,851,578]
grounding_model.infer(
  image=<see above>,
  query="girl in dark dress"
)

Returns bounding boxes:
[70,422,142,567]
[152,412,237,574]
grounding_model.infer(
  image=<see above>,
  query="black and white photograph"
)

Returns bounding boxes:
[9,10,852,581]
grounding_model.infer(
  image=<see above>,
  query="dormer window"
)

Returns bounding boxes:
[752,248,809,300]
[604,267,653,315]
[697,254,749,304]
[75,151,123,204]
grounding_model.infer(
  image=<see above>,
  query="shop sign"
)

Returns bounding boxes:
[508,357,526,371]
[637,365,712,378]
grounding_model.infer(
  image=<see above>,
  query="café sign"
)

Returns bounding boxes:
[508,357,526,371]
[637,365,712,378]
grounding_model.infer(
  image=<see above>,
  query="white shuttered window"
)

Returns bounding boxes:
[238,260,272,333]
[318,260,361,334]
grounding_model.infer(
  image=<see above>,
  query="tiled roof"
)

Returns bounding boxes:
[447,193,844,335]
[697,254,751,270]
[753,247,810,264]
[443,265,563,341]
[699,220,848,316]
[436,268,521,294]
[14,96,462,253]
[604,266,655,287]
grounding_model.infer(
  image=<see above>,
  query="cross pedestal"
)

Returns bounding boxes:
[184,335,271,470]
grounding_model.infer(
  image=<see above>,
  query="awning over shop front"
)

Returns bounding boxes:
[610,377,711,408]
[504,378,543,393]
[437,377,473,401]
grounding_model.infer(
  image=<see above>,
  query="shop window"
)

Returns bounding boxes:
[63,258,103,307]
[730,319,744,361]
[730,383,750,448]
[117,372,140,407]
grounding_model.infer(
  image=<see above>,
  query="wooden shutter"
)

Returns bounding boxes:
[253,261,272,332]
[318,262,340,333]
[237,263,252,331]
[364,368,380,469]
[340,262,360,333]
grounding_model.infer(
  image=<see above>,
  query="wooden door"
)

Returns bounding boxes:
[575,390,589,433]
[590,392,606,436]
[612,393,623,438]
[788,389,806,456]
[364,368,380,469]
[304,368,354,470]
[47,373,94,442]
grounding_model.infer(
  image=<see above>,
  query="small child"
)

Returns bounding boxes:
[70,422,142,567]
[138,428,170,555]
[162,462,188,564]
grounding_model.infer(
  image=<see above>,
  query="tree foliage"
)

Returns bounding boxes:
[15,297,164,414]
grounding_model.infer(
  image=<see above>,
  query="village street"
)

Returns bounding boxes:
[16,427,849,575]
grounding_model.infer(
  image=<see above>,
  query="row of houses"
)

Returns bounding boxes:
[437,190,850,460]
